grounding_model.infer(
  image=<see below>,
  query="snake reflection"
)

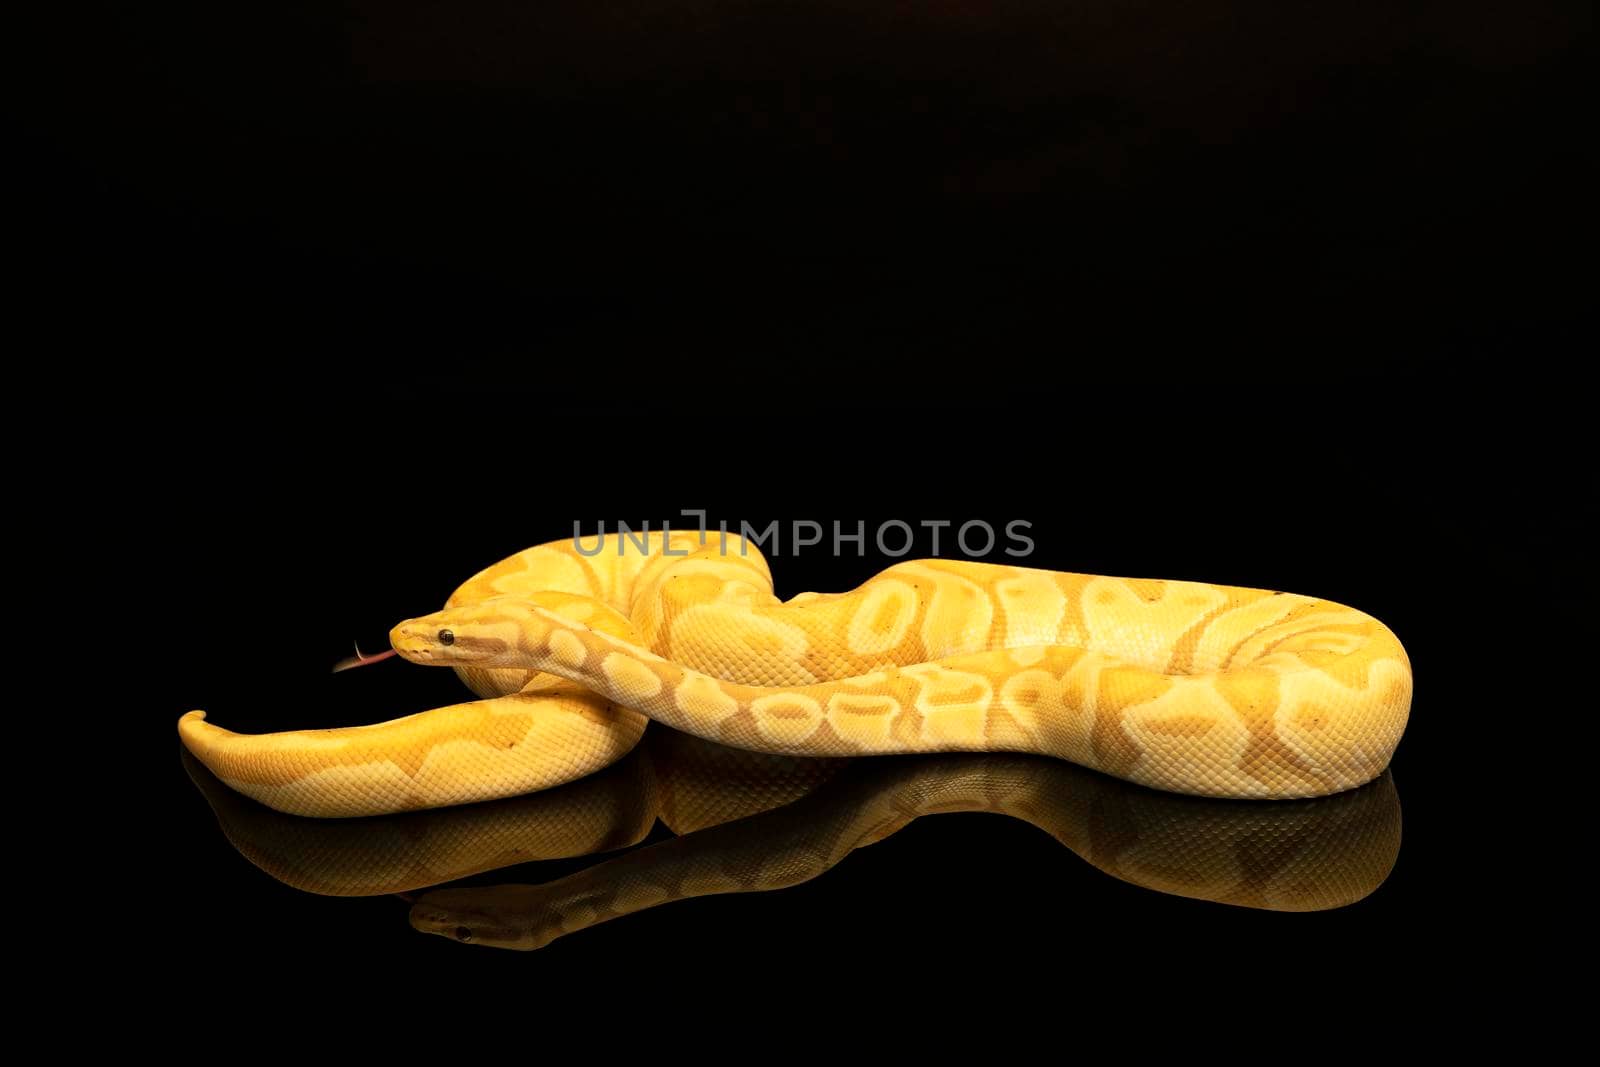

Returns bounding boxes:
[183,729,1400,950]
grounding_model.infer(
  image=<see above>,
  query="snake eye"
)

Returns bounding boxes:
[438,629,455,645]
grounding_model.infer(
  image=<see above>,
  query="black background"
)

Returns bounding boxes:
[43,0,1589,367]
[49,0,1589,1024]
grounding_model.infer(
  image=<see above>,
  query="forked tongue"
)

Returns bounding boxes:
[332,643,400,673]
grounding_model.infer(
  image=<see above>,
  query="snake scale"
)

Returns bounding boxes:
[179,531,1411,818]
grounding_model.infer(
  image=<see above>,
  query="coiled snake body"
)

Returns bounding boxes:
[180,532,1411,818]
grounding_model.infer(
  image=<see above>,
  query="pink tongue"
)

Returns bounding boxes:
[332,647,399,673]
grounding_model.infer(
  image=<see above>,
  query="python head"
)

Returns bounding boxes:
[409,885,573,951]
[390,590,637,676]
[389,600,530,668]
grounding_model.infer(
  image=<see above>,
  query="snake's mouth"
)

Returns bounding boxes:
[389,615,512,666]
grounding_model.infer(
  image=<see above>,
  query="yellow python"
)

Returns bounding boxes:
[179,531,1411,818]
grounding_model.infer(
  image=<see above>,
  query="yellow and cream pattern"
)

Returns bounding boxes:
[179,532,1411,817]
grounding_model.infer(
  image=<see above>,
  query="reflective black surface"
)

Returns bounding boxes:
[182,728,1404,942]
[130,430,1578,1028]
[146,439,1563,971]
